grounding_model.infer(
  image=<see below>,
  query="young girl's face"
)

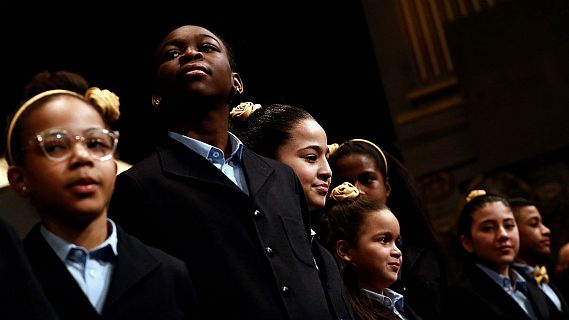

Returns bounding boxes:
[461,201,519,273]
[276,119,331,211]
[341,208,402,292]
[332,153,390,204]
[9,96,117,222]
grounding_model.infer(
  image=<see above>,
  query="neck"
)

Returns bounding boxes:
[41,213,109,250]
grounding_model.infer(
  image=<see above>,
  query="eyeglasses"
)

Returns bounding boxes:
[29,128,119,161]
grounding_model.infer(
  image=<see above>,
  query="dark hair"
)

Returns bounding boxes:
[230,103,313,158]
[21,70,89,100]
[508,196,538,219]
[1,70,90,155]
[317,195,397,320]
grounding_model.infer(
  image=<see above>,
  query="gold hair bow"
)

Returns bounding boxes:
[85,87,120,121]
[230,102,261,120]
[465,189,486,203]
[533,265,549,285]
[330,182,360,202]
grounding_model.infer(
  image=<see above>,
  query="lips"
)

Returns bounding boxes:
[68,177,98,194]
[180,64,209,77]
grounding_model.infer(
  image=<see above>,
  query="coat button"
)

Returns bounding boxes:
[281,286,289,295]
[265,247,273,256]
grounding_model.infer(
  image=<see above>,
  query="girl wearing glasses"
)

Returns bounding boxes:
[5,89,198,319]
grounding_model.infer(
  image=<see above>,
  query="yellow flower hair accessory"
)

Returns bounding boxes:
[85,87,120,121]
[465,189,487,203]
[330,182,360,202]
[230,102,261,120]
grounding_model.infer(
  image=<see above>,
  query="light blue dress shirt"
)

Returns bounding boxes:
[476,263,538,319]
[168,131,249,194]
[363,287,407,320]
[514,262,563,311]
[41,219,118,314]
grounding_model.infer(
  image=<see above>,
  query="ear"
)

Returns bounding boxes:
[7,166,29,197]
[336,240,352,263]
[384,176,392,198]
[460,234,474,253]
[232,72,244,95]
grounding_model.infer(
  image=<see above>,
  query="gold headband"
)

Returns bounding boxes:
[6,90,83,165]
[328,139,388,176]
[6,88,120,165]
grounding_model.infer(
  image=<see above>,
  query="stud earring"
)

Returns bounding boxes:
[151,95,162,107]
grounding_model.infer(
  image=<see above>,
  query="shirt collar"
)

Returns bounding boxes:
[168,131,244,163]
[363,287,405,312]
[476,263,528,293]
[41,219,119,262]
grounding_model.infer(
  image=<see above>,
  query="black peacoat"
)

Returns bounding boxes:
[24,223,198,319]
[109,138,353,320]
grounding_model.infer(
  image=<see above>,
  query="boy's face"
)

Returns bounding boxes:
[516,205,551,260]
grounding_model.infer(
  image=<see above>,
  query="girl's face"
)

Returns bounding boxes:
[338,209,402,292]
[332,153,390,204]
[461,201,519,274]
[8,96,117,224]
[276,119,331,211]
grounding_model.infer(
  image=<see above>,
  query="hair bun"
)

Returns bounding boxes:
[230,102,261,120]
[466,189,487,203]
[330,182,360,202]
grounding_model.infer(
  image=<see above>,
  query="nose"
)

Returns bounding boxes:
[497,225,510,239]
[392,245,402,258]
[541,223,551,236]
[319,158,332,181]
[182,47,203,59]
[353,183,367,196]
[70,136,92,160]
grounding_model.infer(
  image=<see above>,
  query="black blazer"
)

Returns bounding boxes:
[24,223,198,320]
[514,264,569,320]
[0,218,59,320]
[109,138,353,320]
[448,263,551,320]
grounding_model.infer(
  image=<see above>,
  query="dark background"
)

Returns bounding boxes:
[3,1,392,164]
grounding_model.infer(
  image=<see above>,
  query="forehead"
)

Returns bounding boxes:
[289,119,326,142]
[472,201,514,223]
[160,25,224,49]
[361,209,400,232]
[334,153,379,173]
[24,96,103,132]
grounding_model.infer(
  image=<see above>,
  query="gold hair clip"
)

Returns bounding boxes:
[465,189,487,203]
[230,102,261,120]
[327,143,340,157]
[330,182,360,202]
[85,87,120,121]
